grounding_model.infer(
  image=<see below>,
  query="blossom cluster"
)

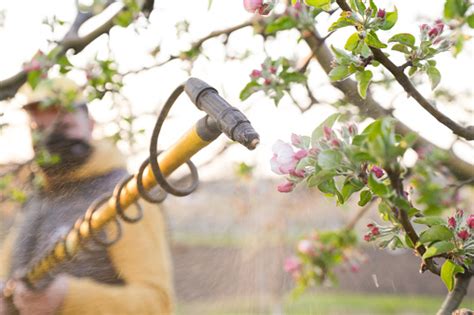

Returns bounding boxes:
[243,0,275,15]
[284,231,363,286]
[448,209,474,242]
[419,20,452,51]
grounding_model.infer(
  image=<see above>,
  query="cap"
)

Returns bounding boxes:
[19,77,87,112]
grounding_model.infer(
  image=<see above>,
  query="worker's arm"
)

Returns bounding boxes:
[0,221,19,280]
[60,203,175,315]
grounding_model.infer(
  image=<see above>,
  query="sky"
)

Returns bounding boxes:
[0,0,473,180]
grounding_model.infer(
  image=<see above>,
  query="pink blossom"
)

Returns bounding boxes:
[420,24,430,32]
[264,78,272,85]
[371,226,380,236]
[292,0,302,10]
[308,147,319,157]
[23,59,42,72]
[350,264,360,273]
[270,140,297,175]
[294,149,308,160]
[269,66,277,74]
[348,123,358,136]
[284,256,301,273]
[330,139,341,148]
[243,0,263,13]
[323,126,333,140]
[467,215,474,229]
[277,181,295,193]
[297,239,315,255]
[291,133,301,146]
[371,166,384,178]
[290,168,305,178]
[363,234,371,242]
[250,69,262,79]
[457,229,470,241]
[448,216,457,229]
[377,9,386,19]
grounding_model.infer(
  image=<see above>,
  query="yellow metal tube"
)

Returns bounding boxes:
[25,124,213,284]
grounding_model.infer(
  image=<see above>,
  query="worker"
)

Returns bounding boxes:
[0,77,174,315]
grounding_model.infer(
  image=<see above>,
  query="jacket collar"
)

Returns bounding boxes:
[42,139,126,188]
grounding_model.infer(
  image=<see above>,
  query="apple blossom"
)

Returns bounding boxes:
[243,0,263,13]
[284,256,301,273]
[270,140,297,175]
[297,239,315,255]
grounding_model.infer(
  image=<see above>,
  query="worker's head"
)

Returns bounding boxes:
[20,77,94,173]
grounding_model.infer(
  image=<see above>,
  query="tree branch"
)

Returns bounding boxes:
[437,273,472,315]
[299,28,474,180]
[333,0,473,141]
[0,0,153,101]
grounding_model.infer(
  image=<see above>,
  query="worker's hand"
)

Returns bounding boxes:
[12,275,68,315]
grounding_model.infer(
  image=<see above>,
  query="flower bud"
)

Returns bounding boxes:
[293,149,308,160]
[323,126,333,140]
[250,69,262,79]
[277,181,295,193]
[371,166,384,179]
[467,215,474,230]
[457,229,469,241]
[291,133,301,146]
[448,216,456,229]
[377,9,386,19]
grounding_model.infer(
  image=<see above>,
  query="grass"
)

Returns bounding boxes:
[177,292,474,315]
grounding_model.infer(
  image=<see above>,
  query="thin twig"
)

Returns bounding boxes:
[334,0,473,140]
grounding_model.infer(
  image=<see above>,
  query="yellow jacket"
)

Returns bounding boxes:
[0,140,175,315]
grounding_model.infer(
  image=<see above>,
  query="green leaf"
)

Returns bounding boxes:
[380,8,398,30]
[318,150,343,169]
[345,32,360,51]
[311,113,340,146]
[329,65,354,82]
[441,259,464,291]
[368,0,377,17]
[305,0,331,10]
[331,45,353,64]
[368,173,389,197]
[265,16,298,34]
[365,30,387,48]
[467,14,474,28]
[355,70,373,99]
[349,0,365,15]
[307,169,336,187]
[422,241,455,259]
[341,178,364,203]
[388,33,416,47]
[27,70,42,89]
[426,66,441,90]
[413,217,446,226]
[239,81,260,101]
[318,178,344,202]
[114,10,134,27]
[280,71,307,84]
[419,225,454,244]
[444,0,468,19]
[358,190,372,206]
[329,15,357,31]
[391,43,410,54]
